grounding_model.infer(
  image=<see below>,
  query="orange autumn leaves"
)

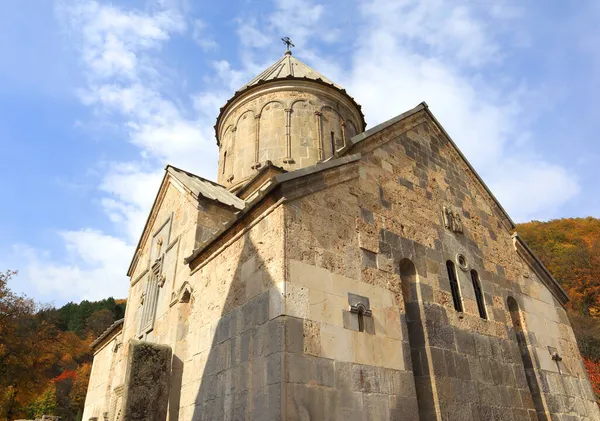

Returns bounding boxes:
[517,217,600,316]
[584,358,600,398]
[0,270,125,421]
[518,217,600,399]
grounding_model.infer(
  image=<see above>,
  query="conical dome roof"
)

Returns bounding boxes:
[215,51,365,138]
[240,50,343,91]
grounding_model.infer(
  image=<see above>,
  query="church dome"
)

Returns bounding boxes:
[215,50,366,191]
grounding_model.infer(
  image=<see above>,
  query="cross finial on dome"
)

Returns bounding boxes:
[281,37,295,55]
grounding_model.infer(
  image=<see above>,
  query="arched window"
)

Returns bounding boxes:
[446,260,463,312]
[470,270,487,319]
[330,131,335,155]
[222,151,227,174]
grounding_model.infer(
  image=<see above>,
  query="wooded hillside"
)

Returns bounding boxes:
[0,270,125,421]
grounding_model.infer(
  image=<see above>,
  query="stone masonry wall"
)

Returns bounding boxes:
[345,108,600,420]
[179,203,286,420]
[96,175,236,420]
[278,108,599,421]
[82,331,123,421]
[217,82,362,190]
[282,163,420,420]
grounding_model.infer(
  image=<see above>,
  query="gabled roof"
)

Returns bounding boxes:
[166,166,245,210]
[90,318,123,350]
[127,166,245,276]
[215,52,366,143]
[338,102,516,231]
[184,103,569,306]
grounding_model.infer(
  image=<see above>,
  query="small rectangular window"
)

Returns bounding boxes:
[446,261,463,312]
[471,270,487,319]
[357,312,365,332]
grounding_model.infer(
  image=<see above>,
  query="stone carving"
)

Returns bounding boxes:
[348,292,373,316]
[455,253,469,272]
[343,293,375,334]
[121,341,172,421]
[442,206,463,233]
[157,273,166,288]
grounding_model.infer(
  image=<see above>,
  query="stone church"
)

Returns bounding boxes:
[81,47,600,421]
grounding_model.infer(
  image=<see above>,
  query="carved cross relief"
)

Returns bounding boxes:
[139,217,172,335]
[442,206,463,233]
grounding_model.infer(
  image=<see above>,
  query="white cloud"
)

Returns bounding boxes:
[234,0,577,222]
[489,159,580,221]
[269,0,324,46]
[14,230,131,302]
[15,0,222,304]
[344,0,576,222]
[16,0,583,304]
[237,18,271,48]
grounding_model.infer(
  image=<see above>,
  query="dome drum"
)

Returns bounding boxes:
[215,53,365,191]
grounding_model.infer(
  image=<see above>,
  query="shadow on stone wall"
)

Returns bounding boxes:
[190,233,283,420]
[400,258,438,420]
[508,296,549,421]
[189,219,418,420]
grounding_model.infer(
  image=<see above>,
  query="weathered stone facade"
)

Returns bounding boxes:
[82,320,124,421]
[82,51,600,421]
[215,51,365,191]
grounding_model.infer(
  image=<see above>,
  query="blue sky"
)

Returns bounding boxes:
[2,0,600,306]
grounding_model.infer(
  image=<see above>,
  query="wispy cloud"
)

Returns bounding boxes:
[345,0,578,221]
[15,0,222,302]
[237,0,579,221]
[11,0,589,303]
[193,20,218,52]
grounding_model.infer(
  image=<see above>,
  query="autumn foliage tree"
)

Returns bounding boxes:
[0,270,59,420]
[518,217,600,316]
[0,271,125,420]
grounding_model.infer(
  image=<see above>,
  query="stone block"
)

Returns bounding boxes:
[321,324,355,362]
[363,392,391,419]
[121,341,172,421]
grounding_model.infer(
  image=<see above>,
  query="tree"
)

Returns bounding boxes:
[518,217,600,315]
[86,308,115,337]
[0,270,126,420]
[0,271,59,420]
[27,384,58,419]
[584,358,600,399]
[69,363,91,418]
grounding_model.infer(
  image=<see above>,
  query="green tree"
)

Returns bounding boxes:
[28,384,58,418]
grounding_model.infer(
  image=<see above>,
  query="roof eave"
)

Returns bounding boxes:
[90,318,124,350]
[127,166,245,277]
[512,233,570,306]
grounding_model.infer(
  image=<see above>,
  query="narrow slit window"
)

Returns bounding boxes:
[471,270,487,319]
[357,311,365,332]
[222,151,227,174]
[446,260,463,312]
[330,131,335,155]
